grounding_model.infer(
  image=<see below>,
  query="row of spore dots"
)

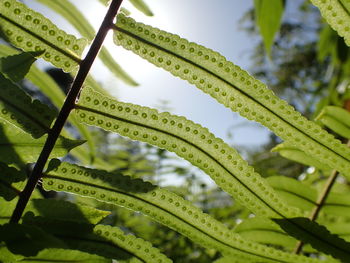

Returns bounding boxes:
[79,93,293,215]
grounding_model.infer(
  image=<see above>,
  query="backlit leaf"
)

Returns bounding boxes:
[42,159,324,263]
[0,73,56,138]
[0,121,85,165]
[0,0,87,72]
[113,14,350,178]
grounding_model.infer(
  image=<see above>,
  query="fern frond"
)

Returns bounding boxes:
[311,0,350,46]
[0,73,56,138]
[0,121,84,165]
[75,87,299,219]
[113,14,350,178]
[0,0,87,72]
[36,0,138,86]
[42,159,324,263]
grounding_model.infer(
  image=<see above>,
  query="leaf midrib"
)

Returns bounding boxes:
[75,104,350,258]
[0,14,81,64]
[114,25,350,165]
[44,173,286,263]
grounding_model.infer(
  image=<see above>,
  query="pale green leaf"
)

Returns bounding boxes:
[0,0,87,72]
[272,142,333,171]
[234,217,297,249]
[129,0,154,16]
[0,121,85,165]
[316,106,350,139]
[0,72,56,138]
[75,87,300,219]
[74,88,350,261]
[113,14,350,178]
[0,50,43,82]
[37,0,138,86]
[268,176,350,217]
[311,0,350,46]
[42,159,324,263]
[254,0,284,55]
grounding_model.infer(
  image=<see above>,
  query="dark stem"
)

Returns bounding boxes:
[10,0,124,223]
[294,140,350,254]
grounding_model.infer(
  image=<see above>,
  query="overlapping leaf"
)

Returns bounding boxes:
[0,0,87,72]
[24,215,168,263]
[0,162,26,201]
[37,0,138,86]
[0,44,97,162]
[316,106,350,139]
[42,159,321,263]
[0,121,84,165]
[0,50,43,82]
[272,142,332,171]
[113,14,350,178]
[0,73,56,138]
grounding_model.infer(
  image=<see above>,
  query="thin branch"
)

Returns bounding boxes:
[10,0,124,223]
[294,140,350,254]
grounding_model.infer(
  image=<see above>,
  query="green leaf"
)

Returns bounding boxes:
[234,217,297,249]
[36,0,138,86]
[311,0,350,46]
[268,176,350,218]
[316,106,350,139]
[129,0,154,16]
[75,87,300,219]
[0,223,66,257]
[113,14,350,178]
[74,88,350,261]
[18,248,111,263]
[0,44,98,162]
[28,199,110,225]
[24,215,168,263]
[272,142,332,171]
[42,159,323,263]
[0,50,43,82]
[0,162,26,201]
[254,0,284,55]
[273,217,350,262]
[0,73,56,138]
[0,121,85,165]
[0,0,87,72]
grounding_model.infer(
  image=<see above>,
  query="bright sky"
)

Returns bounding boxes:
[26,0,271,154]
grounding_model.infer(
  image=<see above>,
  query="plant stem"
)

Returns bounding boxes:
[10,0,124,223]
[294,140,350,254]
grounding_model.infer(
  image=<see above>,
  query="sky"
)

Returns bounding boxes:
[25,0,272,154]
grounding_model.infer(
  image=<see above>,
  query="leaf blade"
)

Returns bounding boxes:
[113,14,350,178]
[0,0,87,72]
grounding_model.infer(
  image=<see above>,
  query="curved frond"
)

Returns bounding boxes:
[24,215,170,263]
[113,14,350,178]
[36,0,138,86]
[75,87,300,219]
[42,160,324,263]
[0,0,87,72]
